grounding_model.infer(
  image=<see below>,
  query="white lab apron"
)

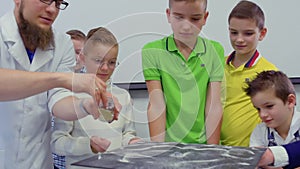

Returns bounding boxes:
[0,11,75,169]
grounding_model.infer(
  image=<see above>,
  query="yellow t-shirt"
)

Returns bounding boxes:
[221,51,278,146]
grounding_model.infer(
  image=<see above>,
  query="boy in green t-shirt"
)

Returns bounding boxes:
[142,0,224,144]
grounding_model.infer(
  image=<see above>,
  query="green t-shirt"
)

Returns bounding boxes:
[142,35,225,143]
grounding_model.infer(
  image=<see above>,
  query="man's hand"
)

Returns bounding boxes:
[81,98,101,119]
[98,92,121,122]
[82,93,121,121]
[71,73,107,104]
[111,94,121,121]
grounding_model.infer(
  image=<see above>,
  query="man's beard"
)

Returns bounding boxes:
[18,3,55,50]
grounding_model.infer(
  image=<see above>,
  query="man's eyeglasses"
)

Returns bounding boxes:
[40,0,69,10]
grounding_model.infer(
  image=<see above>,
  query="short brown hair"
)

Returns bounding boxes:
[228,0,265,30]
[169,0,207,10]
[245,70,295,103]
[66,29,86,41]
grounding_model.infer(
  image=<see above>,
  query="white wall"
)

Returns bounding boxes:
[1,0,300,83]
[295,85,300,111]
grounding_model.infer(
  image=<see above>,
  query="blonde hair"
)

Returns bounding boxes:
[83,27,118,55]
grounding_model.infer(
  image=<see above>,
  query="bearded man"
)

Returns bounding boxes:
[0,0,119,168]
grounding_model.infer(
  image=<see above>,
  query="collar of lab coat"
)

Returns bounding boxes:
[0,11,54,71]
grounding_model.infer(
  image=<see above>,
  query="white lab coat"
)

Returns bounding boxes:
[0,11,75,169]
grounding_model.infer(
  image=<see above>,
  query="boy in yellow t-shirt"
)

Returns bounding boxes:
[221,0,277,147]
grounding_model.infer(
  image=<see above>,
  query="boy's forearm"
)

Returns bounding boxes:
[147,101,166,142]
[205,107,222,144]
[206,116,222,144]
[145,80,166,141]
[147,108,166,142]
[205,81,222,144]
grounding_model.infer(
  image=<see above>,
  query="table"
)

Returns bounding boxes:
[72,142,265,169]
